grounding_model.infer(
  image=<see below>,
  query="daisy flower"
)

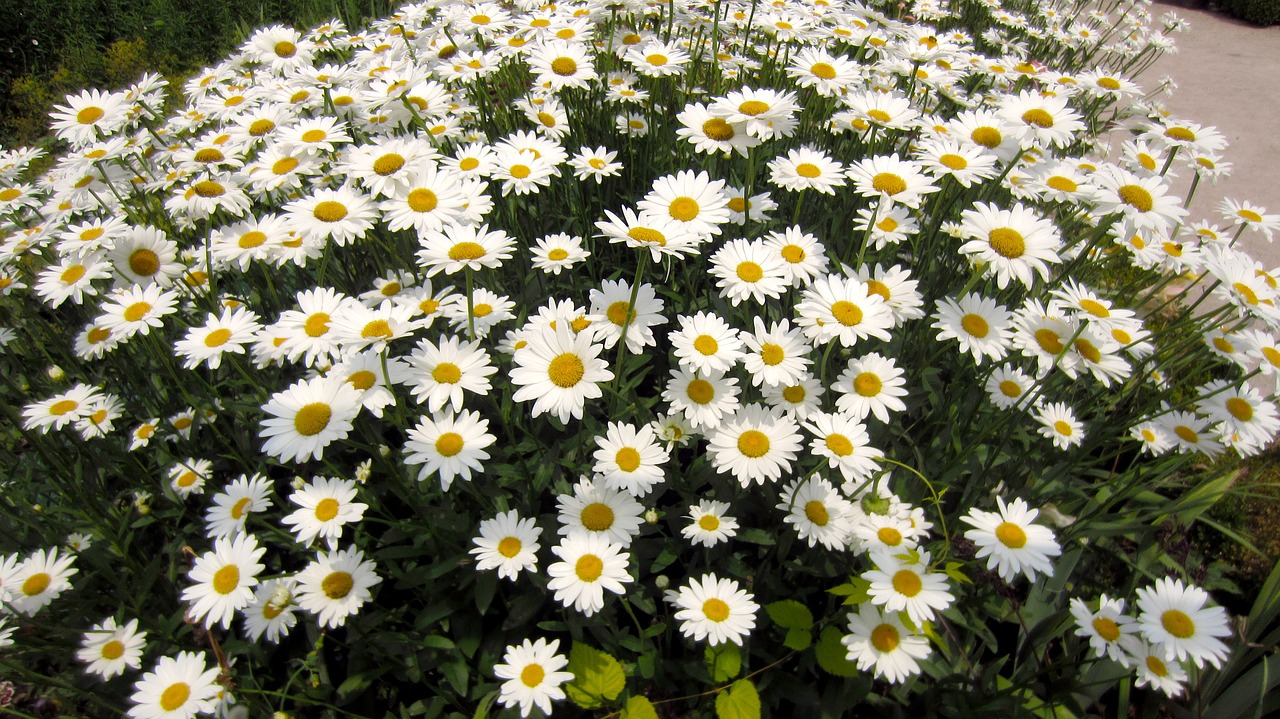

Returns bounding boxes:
[794,274,895,348]
[546,532,632,617]
[1070,595,1139,665]
[709,239,789,306]
[181,533,266,630]
[741,317,812,388]
[327,299,417,354]
[706,404,803,487]
[174,306,262,370]
[21,383,102,433]
[568,146,622,183]
[556,477,645,548]
[961,497,1062,583]
[1135,577,1231,669]
[530,233,589,275]
[470,510,543,581]
[98,284,180,340]
[998,90,1085,148]
[586,279,667,353]
[282,476,367,548]
[681,500,738,548]
[763,226,828,288]
[914,137,999,188]
[9,546,77,616]
[403,410,496,490]
[787,47,861,96]
[528,40,597,90]
[34,255,112,308]
[672,573,759,646]
[595,207,700,261]
[624,39,691,77]
[417,223,515,277]
[1035,402,1085,450]
[845,154,939,209]
[958,202,1062,289]
[1092,168,1187,232]
[294,546,380,629]
[864,549,955,626]
[670,312,745,375]
[77,617,146,680]
[1197,380,1280,452]
[1128,640,1189,698]
[985,367,1031,411]
[242,578,298,644]
[768,146,847,195]
[638,170,729,239]
[406,335,497,413]
[511,325,614,423]
[710,87,800,141]
[204,473,274,540]
[127,651,221,719]
[592,422,670,497]
[833,353,908,424]
[777,476,855,550]
[803,411,883,485]
[932,294,1013,364]
[284,185,377,246]
[854,205,919,250]
[169,458,211,497]
[1159,409,1225,457]
[662,367,741,431]
[380,167,468,234]
[841,603,932,684]
[1220,198,1280,241]
[493,638,575,718]
[259,376,363,463]
[763,374,825,420]
[675,102,760,157]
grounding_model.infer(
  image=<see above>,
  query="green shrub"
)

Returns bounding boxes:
[1218,0,1280,25]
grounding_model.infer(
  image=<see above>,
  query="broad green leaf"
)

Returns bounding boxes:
[736,528,777,545]
[565,642,626,708]
[765,600,814,630]
[621,696,659,719]
[715,679,760,719]
[815,626,859,677]
[706,643,742,682]
[783,627,812,651]
[830,577,871,605]
[944,561,973,585]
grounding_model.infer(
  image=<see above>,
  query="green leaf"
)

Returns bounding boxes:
[765,600,814,630]
[565,642,626,708]
[783,627,812,651]
[815,626,859,677]
[337,667,385,698]
[736,528,777,545]
[440,660,468,696]
[829,577,871,605]
[621,696,659,719]
[715,679,760,719]
[944,561,973,585]
[706,643,742,682]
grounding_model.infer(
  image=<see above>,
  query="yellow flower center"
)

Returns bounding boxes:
[21,572,50,596]
[547,353,585,388]
[344,369,375,390]
[249,119,276,136]
[310,497,339,522]
[995,521,1028,548]
[1079,299,1110,318]
[738,100,770,116]
[237,230,268,249]
[536,112,556,128]
[876,218,899,232]
[293,403,332,436]
[60,265,87,284]
[1021,109,1054,128]
[736,262,763,282]
[627,227,665,246]
[831,300,863,326]
[204,328,232,348]
[1174,425,1199,443]
[693,335,719,356]
[1213,337,1234,354]
[1226,397,1253,422]
[1074,338,1101,363]
[795,162,822,178]
[1093,617,1121,642]
[433,431,464,457]
[129,248,161,277]
[101,639,125,660]
[547,248,570,261]
[1160,609,1195,639]
[551,57,577,76]
[668,197,699,222]
[1118,185,1154,213]
[804,500,830,526]
[699,515,720,531]
[87,327,111,344]
[871,623,900,652]
[825,433,853,456]
[123,302,152,322]
[607,301,634,327]
[878,527,903,546]
[758,343,786,366]
[448,242,488,262]
[811,62,836,79]
[615,447,641,472]
[304,312,330,337]
[473,304,493,317]
[230,497,251,520]
[212,564,240,594]
[891,569,922,597]
[960,313,989,338]
[1054,420,1073,437]
[1034,329,1064,355]
[408,188,438,213]
[780,245,805,263]
[194,148,225,164]
[160,683,190,712]
[361,319,392,339]
[432,362,461,384]
[646,53,669,66]
[77,106,106,124]
[498,537,522,558]
[1238,209,1264,223]
[737,430,770,458]
[702,118,735,141]
[1097,77,1121,90]
[1046,176,1078,193]
[871,172,907,195]
[854,372,881,397]
[313,201,348,223]
[727,197,748,212]
[575,554,603,581]
[521,663,545,687]
[1163,126,1196,142]
[988,228,1025,259]
[581,502,615,531]
[867,109,892,124]
[703,598,731,622]
[971,127,1003,148]
[686,379,714,405]
[301,129,327,143]
[322,570,354,599]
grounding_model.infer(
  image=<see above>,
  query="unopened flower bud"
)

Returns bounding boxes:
[654,575,669,589]
[644,508,660,525]
[46,365,65,381]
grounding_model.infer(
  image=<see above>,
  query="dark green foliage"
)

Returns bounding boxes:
[1217,0,1280,25]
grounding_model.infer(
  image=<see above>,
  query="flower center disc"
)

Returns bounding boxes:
[314,497,340,522]
[581,502,615,531]
[988,228,1026,258]
[1093,617,1121,642]
[575,554,603,581]
[760,343,785,366]
[435,432,464,457]
[694,335,719,356]
[160,683,190,712]
[804,500,830,526]
[498,537,522,558]
[738,100,769,116]
[878,527,902,545]
[615,447,641,472]
[939,154,968,170]
[668,197,699,222]
[60,264,87,285]
[551,57,577,76]
[891,569,922,597]
[1118,185,1154,213]
[77,107,105,124]
[322,570,354,599]
[699,515,720,531]
[1161,609,1196,639]
[433,362,462,384]
[960,314,989,337]
[995,521,1027,548]
[825,434,853,456]
[737,262,763,282]
[123,302,152,322]
[854,372,882,397]
[293,403,332,436]
[871,623,900,652]
[373,154,405,175]
[737,429,770,458]
[129,249,160,277]
[521,664,546,687]
[547,353,585,388]
[702,118,735,141]
[1021,109,1054,128]
[628,227,666,245]
[304,313,330,337]
[212,564,240,594]
[448,241,486,261]
[101,640,125,660]
[204,328,232,348]
[971,127,1002,148]
[831,300,863,326]
[21,572,50,596]
[1226,397,1254,422]
[313,201,348,222]
[685,379,714,404]
[796,163,821,178]
[810,62,836,79]
[871,172,907,195]
[703,597,730,622]
[999,380,1022,398]
[239,231,267,249]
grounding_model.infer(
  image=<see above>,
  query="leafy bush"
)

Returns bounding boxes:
[1218,0,1280,25]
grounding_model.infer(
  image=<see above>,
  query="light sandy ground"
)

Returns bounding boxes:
[1149,2,1280,266]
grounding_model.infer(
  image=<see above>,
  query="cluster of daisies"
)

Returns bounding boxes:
[0,0,1270,715]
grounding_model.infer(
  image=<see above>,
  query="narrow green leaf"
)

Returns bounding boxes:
[765,600,814,630]
[706,643,742,682]
[944,561,973,585]
[815,626,859,677]
[565,642,627,708]
[621,696,659,719]
[715,679,761,719]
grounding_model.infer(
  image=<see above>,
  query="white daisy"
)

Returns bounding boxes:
[681,500,739,548]
[294,546,381,629]
[470,510,543,581]
[961,497,1062,583]
[181,533,266,630]
[545,532,632,617]
[281,476,367,548]
[672,573,759,646]
[841,603,932,684]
